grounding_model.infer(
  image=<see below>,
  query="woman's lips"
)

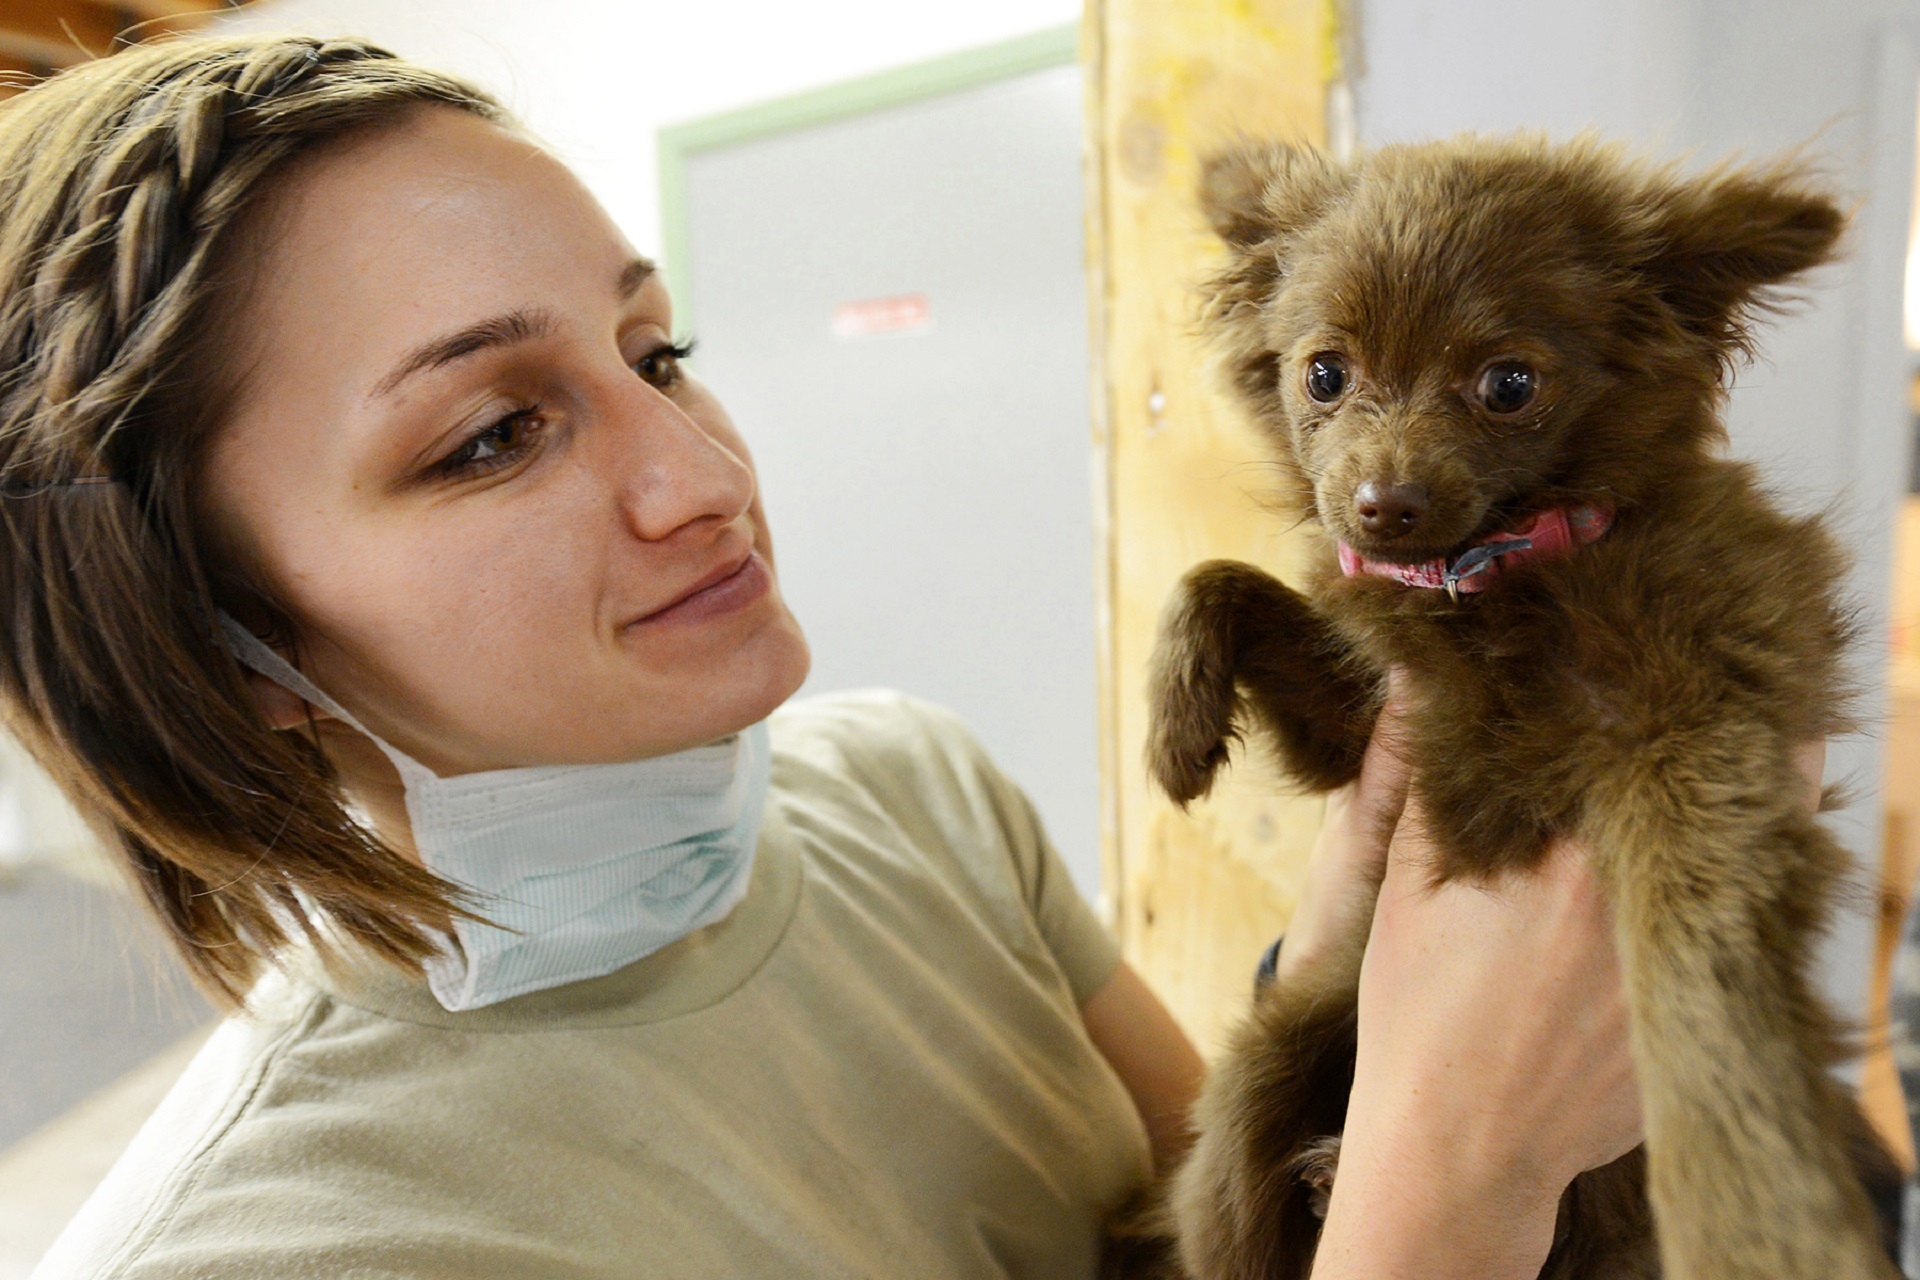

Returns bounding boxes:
[629,552,770,628]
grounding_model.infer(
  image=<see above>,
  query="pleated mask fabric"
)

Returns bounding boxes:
[218,614,769,1012]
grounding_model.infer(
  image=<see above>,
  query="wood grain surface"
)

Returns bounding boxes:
[1083,0,1341,1052]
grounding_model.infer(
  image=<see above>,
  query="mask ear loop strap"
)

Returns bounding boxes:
[218,613,489,987]
[216,612,436,788]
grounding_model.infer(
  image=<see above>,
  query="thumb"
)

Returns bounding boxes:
[1348,670,1415,855]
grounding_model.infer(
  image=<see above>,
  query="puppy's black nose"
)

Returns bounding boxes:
[1354,481,1429,538]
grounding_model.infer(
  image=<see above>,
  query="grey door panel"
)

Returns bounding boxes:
[681,64,1101,896]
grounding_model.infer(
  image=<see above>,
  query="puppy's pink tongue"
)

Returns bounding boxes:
[1337,543,1362,576]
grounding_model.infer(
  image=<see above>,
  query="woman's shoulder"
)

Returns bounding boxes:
[37,967,601,1279]
[769,690,998,812]
[768,689,1031,846]
[769,688,979,762]
[32,978,332,1280]
[766,690,1111,995]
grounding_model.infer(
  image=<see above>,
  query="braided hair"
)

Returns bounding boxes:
[0,35,504,1004]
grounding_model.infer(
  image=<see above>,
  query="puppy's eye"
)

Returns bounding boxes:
[1476,361,1537,415]
[1305,354,1349,403]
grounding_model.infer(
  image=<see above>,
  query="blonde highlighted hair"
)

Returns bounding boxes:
[0,34,504,1004]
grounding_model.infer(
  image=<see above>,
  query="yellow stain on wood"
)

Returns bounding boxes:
[1085,0,1340,1052]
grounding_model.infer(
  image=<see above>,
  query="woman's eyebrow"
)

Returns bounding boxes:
[371,260,655,400]
[616,257,656,301]
[372,307,558,399]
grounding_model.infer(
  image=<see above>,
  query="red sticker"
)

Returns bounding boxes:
[831,293,932,338]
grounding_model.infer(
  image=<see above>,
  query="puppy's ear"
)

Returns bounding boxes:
[1197,144,1351,426]
[1641,164,1846,356]
[1198,142,1348,249]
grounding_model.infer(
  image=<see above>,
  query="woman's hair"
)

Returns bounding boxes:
[0,34,505,1005]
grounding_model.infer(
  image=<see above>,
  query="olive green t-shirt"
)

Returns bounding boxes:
[35,692,1151,1279]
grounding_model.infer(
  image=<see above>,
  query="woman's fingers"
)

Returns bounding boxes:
[1792,738,1826,816]
[1525,841,1643,1173]
[1324,738,1830,1259]
[1313,673,1413,888]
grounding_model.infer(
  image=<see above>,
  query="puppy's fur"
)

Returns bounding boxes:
[1146,136,1904,1279]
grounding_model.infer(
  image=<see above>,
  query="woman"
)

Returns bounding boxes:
[7,35,1639,1279]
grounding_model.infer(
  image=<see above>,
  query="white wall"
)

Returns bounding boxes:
[1354,0,1920,1023]
[0,733,110,878]
[211,0,1081,259]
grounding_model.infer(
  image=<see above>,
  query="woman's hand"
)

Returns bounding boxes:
[1307,738,1829,1279]
[1311,813,1640,1279]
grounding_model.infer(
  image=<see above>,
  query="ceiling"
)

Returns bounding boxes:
[0,0,256,79]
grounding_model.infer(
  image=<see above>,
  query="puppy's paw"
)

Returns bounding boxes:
[1146,565,1248,806]
[1148,698,1238,807]
[1283,1135,1342,1222]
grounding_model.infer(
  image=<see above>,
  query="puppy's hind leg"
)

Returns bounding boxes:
[1589,737,1899,1280]
[1172,975,1360,1280]
[1147,560,1378,805]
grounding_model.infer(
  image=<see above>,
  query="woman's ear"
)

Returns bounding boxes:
[241,668,330,732]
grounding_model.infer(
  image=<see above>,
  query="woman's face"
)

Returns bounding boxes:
[204,107,810,776]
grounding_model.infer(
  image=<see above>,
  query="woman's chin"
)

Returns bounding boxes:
[514,612,811,764]
[660,620,810,752]
[727,635,809,723]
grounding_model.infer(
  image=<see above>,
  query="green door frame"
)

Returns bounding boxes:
[655,23,1078,331]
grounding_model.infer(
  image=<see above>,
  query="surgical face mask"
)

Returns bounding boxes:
[218,615,770,1012]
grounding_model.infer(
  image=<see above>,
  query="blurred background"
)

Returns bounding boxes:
[1,0,1918,1272]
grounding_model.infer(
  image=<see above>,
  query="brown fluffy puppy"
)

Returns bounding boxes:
[1146,135,1904,1279]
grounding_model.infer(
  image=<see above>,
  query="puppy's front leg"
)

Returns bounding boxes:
[1147,560,1377,804]
[1590,759,1898,1280]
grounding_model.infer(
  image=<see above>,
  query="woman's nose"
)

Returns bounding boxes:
[601,385,755,543]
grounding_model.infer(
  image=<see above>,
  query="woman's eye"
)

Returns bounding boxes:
[441,409,542,475]
[1476,361,1538,414]
[634,339,696,390]
[1304,353,1349,403]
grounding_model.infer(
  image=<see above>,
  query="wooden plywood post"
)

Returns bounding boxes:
[1083,0,1343,1051]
